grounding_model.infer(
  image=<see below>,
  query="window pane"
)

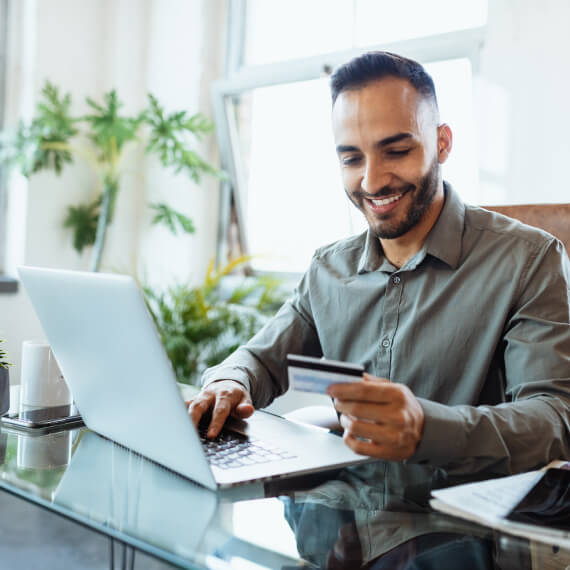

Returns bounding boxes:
[232,58,477,273]
[244,0,354,66]
[355,0,488,46]
[234,78,363,273]
[425,58,479,204]
[243,0,487,66]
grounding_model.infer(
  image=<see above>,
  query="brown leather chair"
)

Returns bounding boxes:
[483,203,570,254]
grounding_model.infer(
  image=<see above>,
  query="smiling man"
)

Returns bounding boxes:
[189,51,570,475]
[332,71,450,269]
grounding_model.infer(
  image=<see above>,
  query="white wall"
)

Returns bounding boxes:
[139,0,225,291]
[475,0,570,205]
[0,0,226,382]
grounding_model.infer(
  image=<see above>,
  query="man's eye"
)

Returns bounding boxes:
[341,156,362,166]
[386,149,411,157]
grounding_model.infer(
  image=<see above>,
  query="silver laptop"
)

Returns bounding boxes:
[19,266,371,490]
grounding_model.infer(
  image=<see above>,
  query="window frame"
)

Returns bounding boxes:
[211,0,486,274]
[0,0,16,292]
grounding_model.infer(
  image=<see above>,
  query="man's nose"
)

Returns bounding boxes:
[361,159,390,194]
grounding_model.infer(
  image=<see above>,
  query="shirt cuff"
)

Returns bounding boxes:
[201,365,253,394]
[409,398,469,464]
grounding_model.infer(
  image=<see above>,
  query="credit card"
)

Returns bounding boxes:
[287,354,364,394]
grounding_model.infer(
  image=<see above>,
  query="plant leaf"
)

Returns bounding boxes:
[82,89,140,163]
[63,196,101,252]
[3,81,78,176]
[149,202,195,235]
[0,339,12,368]
[143,93,222,183]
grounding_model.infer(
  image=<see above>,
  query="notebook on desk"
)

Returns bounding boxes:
[430,461,570,549]
[19,266,371,490]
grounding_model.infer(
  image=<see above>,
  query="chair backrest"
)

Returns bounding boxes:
[483,204,570,254]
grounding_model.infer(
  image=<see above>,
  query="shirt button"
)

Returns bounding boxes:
[392,275,401,284]
[382,338,390,348]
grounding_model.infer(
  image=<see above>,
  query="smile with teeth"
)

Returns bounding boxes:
[370,193,404,206]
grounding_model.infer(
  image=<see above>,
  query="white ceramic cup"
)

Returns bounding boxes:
[19,341,72,409]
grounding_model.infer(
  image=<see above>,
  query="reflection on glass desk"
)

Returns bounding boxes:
[0,425,569,569]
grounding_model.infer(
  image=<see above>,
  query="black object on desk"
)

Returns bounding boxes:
[1,404,84,434]
[506,468,570,532]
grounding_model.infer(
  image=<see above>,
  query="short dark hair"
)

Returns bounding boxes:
[330,51,438,109]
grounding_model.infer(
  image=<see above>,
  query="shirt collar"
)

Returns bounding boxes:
[357,228,387,273]
[423,181,465,269]
[357,181,465,273]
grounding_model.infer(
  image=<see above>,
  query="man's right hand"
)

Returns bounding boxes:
[187,380,254,439]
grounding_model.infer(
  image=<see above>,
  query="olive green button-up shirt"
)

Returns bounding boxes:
[203,184,570,475]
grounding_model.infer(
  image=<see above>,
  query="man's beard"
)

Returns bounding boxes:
[347,158,440,240]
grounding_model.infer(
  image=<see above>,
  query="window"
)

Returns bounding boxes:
[213,0,487,274]
[243,0,487,65]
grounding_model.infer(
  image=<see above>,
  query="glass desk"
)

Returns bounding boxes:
[0,425,568,569]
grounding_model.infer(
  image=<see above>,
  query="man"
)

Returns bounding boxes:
[189,51,570,475]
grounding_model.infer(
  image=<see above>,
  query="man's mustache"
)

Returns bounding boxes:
[353,183,415,200]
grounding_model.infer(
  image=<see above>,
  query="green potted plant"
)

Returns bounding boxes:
[0,82,221,271]
[144,257,288,385]
[0,340,12,415]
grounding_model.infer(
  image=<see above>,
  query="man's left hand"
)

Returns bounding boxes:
[326,373,424,460]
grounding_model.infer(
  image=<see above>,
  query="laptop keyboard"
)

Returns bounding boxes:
[198,428,297,470]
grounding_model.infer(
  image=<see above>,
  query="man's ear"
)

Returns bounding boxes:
[437,124,453,164]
